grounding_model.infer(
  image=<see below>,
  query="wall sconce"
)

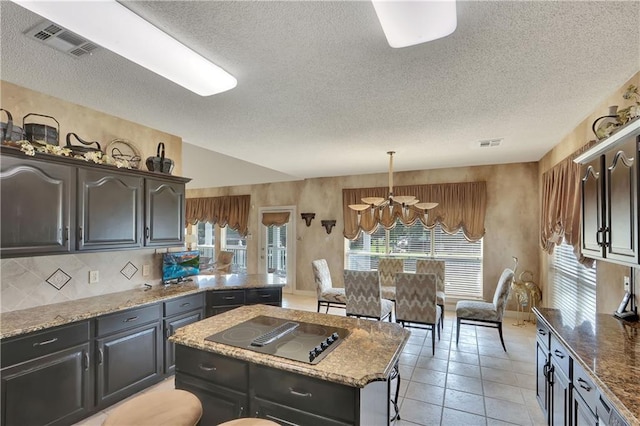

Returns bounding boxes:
[301,212,316,227]
[321,220,336,234]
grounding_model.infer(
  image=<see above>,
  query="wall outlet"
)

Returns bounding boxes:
[142,264,150,277]
[155,248,168,254]
[624,276,631,292]
[89,270,99,284]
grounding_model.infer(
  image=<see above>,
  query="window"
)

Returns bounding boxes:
[196,222,215,259]
[345,220,483,298]
[222,226,247,273]
[549,242,596,328]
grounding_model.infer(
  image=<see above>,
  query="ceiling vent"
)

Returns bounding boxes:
[477,138,503,148]
[25,21,99,58]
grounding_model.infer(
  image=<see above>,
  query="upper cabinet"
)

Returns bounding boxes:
[0,147,190,258]
[576,119,640,266]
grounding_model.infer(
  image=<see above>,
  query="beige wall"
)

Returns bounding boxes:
[188,161,540,306]
[537,72,640,314]
[0,81,183,176]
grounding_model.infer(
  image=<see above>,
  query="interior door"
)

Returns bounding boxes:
[259,207,295,293]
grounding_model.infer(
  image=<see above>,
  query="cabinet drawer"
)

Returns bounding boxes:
[254,397,352,426]
[550,334,570,377]
[573,361,596,412]
[97,304,161,337]
[164,293,204,317]
[536,318,550,350]
[175,345,248,393]
[1,321,89,367]
[252,364,355,422]
[208,290,245,306]
[246,288,281,305]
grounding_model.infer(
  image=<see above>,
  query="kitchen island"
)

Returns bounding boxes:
[171,304,410,425]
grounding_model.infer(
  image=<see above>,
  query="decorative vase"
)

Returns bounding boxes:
[592,105,621,140]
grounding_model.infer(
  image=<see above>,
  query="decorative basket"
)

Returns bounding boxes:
[0,109,25,143]
[23,113,59,146]
[65,132,102,155]
[146,142,174,174]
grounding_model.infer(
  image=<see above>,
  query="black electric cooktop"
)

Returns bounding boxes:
[205,315,349,364]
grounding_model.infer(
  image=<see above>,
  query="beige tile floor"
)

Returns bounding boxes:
[76,293,544,426]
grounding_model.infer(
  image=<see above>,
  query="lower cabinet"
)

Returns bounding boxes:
[549,357,570,426]
[253,397,352,426]
[573,392,597,426]
[536,321,551,422]
[206,287,282,317]
[163,293,205,374]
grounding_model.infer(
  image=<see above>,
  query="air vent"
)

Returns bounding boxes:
[24,20,99,59]
[478,138,503,148]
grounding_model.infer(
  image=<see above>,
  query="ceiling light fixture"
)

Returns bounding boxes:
[348,151,438,224]
[371,0,457,48]
[13,0,237,96]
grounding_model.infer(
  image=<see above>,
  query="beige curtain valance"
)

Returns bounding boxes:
[261,212,291,227]
[186,195,251,236]
[540,142,596,265]
[343,181,487,242]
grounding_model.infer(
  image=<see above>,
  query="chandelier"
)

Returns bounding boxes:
[348,151,438,224]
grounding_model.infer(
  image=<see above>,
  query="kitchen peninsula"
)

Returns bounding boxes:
[171,304,410,426]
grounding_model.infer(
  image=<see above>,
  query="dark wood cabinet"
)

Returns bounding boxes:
[0,155,74,256]
[0,321,91,426]
[550,357,570,426]
[95,305,163,409]
[578,122,640,266]
[163,293,205,374]
[145,179,185,246]
[206,288,282,317]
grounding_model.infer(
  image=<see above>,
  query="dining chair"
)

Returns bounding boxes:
[343,270,393,321]
[214,250,234,273]
[377,258,404,301]
[311,259,346,313]
[455,268,515,351]
[394,272,441,355]
[415,259,446,330]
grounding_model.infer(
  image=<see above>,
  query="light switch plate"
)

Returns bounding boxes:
[89,270,99,284]
[624,276,630,292]
[142,264,150,277]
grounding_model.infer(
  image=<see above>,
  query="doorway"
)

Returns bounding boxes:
[258,206,296,293]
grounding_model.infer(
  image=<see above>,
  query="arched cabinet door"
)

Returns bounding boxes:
[580,157,605,259]
[77,168,143,251]
[145,179,185,246]
[605,136,638,264]
[1,156,74,256]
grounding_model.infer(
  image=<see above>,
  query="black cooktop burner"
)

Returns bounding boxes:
[205,316,349,364]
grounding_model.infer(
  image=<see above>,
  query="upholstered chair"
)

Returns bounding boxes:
[455,268,515,351]
[395,272,441,355]
[377,258,404,301]
[214,251,234,273]
[311,259,346,313]
[416,259,446,329]
[344,270,393,321]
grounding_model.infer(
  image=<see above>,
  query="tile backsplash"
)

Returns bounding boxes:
[1,249,163,313]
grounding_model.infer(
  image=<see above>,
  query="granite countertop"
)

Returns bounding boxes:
[0,273,286,340]
[534,307,640,425]
[170,304,411,388]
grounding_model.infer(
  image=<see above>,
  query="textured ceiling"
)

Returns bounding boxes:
[1,1,639,189]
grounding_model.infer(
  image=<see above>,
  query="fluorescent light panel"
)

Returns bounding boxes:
[372,0,457,48]
[13,0,237,96]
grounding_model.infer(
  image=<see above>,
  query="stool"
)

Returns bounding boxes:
[102,390,202,426]
[218,419,279,426]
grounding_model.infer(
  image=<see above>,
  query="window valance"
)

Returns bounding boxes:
[343,181,487,242]
[186,195,251,236]
[261,212,291,227]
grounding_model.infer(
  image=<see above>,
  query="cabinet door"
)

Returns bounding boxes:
[145,179,185,246]
[1,343,91,426]
[536,339,549,422]
[78,169,142,250]
[164,309,204,374]
[605,136,638,264]
[572,392,597,426]
[550,360,570,426]
[95,322,162,408]
[175,373,247,425]
[581,156,605,259]
[0,156,74,256]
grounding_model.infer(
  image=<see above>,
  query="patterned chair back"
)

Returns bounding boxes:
[395,273,438,324]
[343,270,382,318]
[311,259,332,299]
[493,269,515,321]
[378,258,404,287]
[216,251,234,273]
[415,259,445,293]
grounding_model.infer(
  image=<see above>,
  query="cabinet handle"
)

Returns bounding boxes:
[548,365,555,386]
[577,377,592,392]
[223,296,236,300]
[603,226,610,247]
[145,227,150,238]
[166,328,171,339]
[537,329,546,336]
[288,387,312,398]
[543,362,550,379]
[596,228,604,247]
[553,349,565,359]
[124,316,139,322]
[260,294,271,298]
[180,302,191,307]
[33,337,58,346]
[98,348,104,365]
[266,414,298,426]
[198,363,216,372]
[78,227,83,241]
[63,227,69,242]
[83,351,90,371]
[237,407,244,417]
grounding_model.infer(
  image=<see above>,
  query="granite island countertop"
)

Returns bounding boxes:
[534,307,640,425]
[0,273,285,340]
[170,304,411,388]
